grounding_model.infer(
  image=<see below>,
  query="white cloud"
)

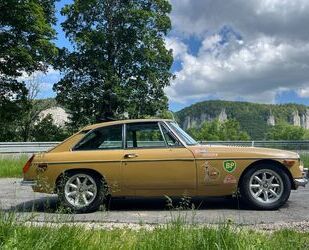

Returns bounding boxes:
[298,87,309,98]
[201,35,221,51]
[165,37,187,59]
[170,0,309,41]
[167,0,309,104]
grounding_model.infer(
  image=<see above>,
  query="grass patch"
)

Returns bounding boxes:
[0,155,29,178]
[0,213,309,249]
[300,153,309,167]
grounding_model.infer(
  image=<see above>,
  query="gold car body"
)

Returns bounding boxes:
[23,119,306,197]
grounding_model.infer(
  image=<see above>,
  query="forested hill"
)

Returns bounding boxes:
[175,100,309,140]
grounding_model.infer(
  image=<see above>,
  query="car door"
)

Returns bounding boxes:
[122,122,196,196]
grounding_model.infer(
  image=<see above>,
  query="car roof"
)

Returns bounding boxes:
[82,119,174,131]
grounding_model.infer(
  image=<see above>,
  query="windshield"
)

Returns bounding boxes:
[167,122,199,146]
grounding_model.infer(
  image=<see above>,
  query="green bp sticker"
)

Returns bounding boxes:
[223,160,237,173]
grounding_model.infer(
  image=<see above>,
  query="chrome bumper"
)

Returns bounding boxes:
[20,180,37,187]
[294,178,308,187]
[294,168,309,188]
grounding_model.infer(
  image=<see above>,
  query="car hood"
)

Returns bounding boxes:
[189,144,299,159]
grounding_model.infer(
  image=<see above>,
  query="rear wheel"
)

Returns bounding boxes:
[240,164,291,210]
[57,172,106,213]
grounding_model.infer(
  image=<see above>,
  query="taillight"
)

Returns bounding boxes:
[23,155,35,174]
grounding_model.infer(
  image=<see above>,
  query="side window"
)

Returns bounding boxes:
[74,125,123,150]
[126,123,166,148]
[160,123,182,147]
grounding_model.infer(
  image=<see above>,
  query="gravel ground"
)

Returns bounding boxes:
[19,221,309,232]
[1,178,309,231]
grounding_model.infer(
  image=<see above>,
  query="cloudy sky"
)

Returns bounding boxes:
[36,0,309,111]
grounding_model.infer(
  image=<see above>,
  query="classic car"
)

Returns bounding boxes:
[22,119,308,213]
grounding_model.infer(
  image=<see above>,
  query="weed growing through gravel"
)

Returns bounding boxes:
[1,211,309,249]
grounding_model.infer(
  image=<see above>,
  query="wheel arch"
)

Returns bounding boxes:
[55,168,109,192]
[238,159,296,190]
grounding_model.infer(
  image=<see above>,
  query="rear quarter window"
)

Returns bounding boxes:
[73,125,123,151]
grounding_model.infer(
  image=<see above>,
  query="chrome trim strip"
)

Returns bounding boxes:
[158,122,168,148]
[71,129,94,151]
[45,157,298,165]
[122,158,195,162]
[195,157,300,161]
[122,123,126,149]
[163,121,187,147]
[47,158,195,165]
[160,122,184,148]
[21,180,37,186]
[48,160,121,164]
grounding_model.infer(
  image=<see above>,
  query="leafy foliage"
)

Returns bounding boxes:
[266,123,306,140]
[0,78,28,141]
[304,130,309,140]
[19,98,64,141]
[188,119,250,141]
[0,0,57,77]
[0,0,57,141]
[31,114,69,141]
[54,0,174,131]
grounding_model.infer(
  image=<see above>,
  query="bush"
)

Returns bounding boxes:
[266,123,306,140]
[187,119,250,141]
[31,114,69,141]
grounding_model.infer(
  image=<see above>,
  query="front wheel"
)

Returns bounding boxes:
[239,164,291,210]
[57,172,106,213]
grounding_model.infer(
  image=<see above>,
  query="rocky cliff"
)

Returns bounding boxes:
[175,100,309,140]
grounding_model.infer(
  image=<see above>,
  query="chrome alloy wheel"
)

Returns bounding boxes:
[64,174,97,208]
[249,169,284,204]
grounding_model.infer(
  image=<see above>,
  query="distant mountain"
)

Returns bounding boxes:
[175,100,309,140]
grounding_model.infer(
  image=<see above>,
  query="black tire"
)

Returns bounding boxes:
[239,164,291,210]
[57,171,107,213]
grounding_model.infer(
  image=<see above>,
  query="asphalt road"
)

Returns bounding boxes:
[1,178,309,225]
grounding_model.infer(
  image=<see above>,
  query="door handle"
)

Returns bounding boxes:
[124,153,138,159]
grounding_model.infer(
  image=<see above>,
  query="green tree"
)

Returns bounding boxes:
[31,114,69,141]
[0,0,57,76]
[266,123,306,140]
[0,0,57,141]
[54,0,174,130]
[187,119,251,141]
[0,78,28,141]
[143,110,175,119]
[304,130,309,140]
